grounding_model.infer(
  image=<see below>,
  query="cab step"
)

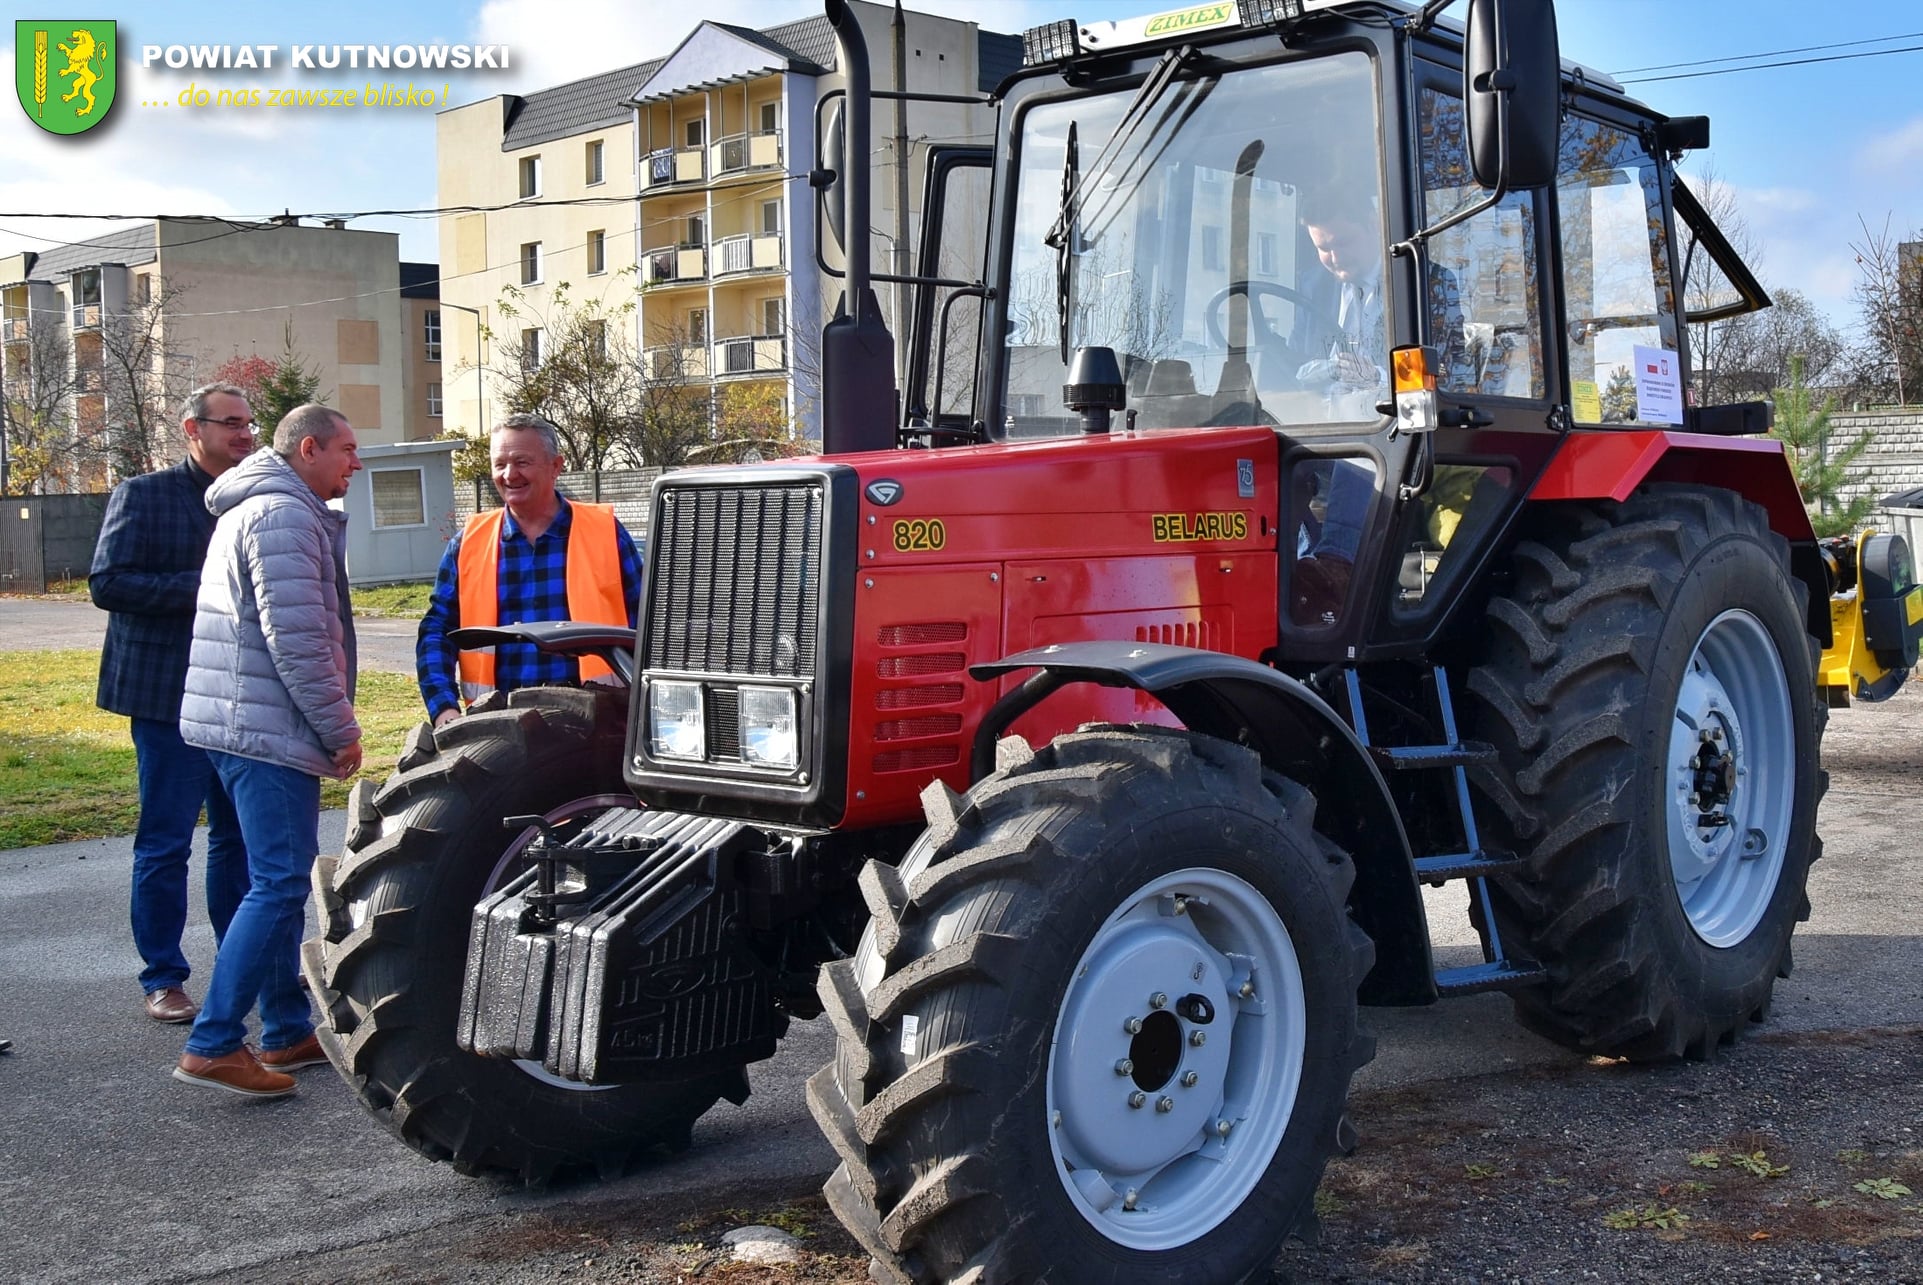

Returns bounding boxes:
[1434,959,1546,997]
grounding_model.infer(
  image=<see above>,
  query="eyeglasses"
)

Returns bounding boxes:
[196,416,256,433]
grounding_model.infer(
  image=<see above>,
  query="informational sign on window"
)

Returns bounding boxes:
[1632,345,1683,426]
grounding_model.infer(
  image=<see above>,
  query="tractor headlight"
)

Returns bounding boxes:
[647,680,706,761]
[738,685,799,770]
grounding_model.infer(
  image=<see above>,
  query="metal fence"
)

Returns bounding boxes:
[0,492,108,594]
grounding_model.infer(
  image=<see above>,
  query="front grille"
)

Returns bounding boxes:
[645,483,823,677]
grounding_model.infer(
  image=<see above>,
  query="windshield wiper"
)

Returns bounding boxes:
[1044,46,1214,361]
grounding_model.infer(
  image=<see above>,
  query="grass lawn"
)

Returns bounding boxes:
[351,580,435,618]
[0,650,425,849]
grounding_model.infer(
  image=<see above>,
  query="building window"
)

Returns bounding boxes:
[426,381,443,417]
[585,139,604,186]
[521,242,542,285]
[134,274,152,305]
[688,308,707,345]
[685,119,704,148]
[423,309,442,361]
[1202,225,1223,271]
[1256,233,1277,276]
[761,199,782,236]
[762,297,785,336]
[518,155,541,199]
[686,214,705,247]
[758,101,779,134]
[586,319,606,361]
[370,469,427,528]
[521,327,544,371]
[587,230,606,275]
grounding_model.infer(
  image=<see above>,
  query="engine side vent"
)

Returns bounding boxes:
[878,622,968,646]
[876,652,967,678]
[1135,620,1219,650]
[873,745,962,774]
[877,682,966,709]
[875,714,965,741]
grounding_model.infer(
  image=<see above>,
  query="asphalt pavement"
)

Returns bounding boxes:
[1,596,1919,1282]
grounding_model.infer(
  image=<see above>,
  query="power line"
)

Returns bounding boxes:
[1611,29,1923,77]
[1618,42,1923,85]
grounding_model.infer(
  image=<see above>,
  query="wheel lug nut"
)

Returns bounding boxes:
[1124,1017,1143,1035]
[1238,980,1255,999]
[1156,1096,1175,1113]
[1114,1059,1134,1076]
[1189,1030,1207,1047]
[1149,992,1168,1010]
[1215,1118,1233,1138]
[1123,1188,1139,1210]
[1181,1071,1199,1087]
[1052,1110,1062,1128]
[1128,1091,1147,1109]
[1191,962,1205,981]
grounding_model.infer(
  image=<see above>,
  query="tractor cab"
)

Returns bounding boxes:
[887,0,1778,662]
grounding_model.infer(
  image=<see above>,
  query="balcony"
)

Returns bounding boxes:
[713,232,783,278]
[646,145,706,188]
[4,318,29,343]
[645,343,710,382]
[71,303,101,330]
[644,243,707,286]
[76,368,103,394]
[716,332,786,377]
[711,130,781,177]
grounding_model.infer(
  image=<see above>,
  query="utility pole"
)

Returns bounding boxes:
[892,0,911,400]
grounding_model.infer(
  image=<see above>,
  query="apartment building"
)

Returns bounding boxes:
[400,261,444,441]
[0,218,424,492]
[436,2,1016,450]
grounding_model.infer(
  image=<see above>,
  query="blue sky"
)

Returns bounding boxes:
[3,0,1919,336]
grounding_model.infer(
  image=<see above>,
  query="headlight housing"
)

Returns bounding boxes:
[738,685,799,770]
[647,679,705,761]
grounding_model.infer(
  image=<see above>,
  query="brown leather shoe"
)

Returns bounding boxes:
[257,1032,328,1072]
[143,987,198,1024]
[173,1047,296,1098]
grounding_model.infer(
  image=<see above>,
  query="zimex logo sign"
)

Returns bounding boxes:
[16,19,116,134]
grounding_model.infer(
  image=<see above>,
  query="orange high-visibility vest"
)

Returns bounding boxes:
[455,501,627,699]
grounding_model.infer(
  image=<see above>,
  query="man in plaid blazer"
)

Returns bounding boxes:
[90,383,259,1024]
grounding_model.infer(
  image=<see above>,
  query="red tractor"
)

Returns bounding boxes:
[306,0,1921,1280]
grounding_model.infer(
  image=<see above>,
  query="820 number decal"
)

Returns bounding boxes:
[892,518,947,552]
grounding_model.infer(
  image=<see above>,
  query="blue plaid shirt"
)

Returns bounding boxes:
[416,498,643,719]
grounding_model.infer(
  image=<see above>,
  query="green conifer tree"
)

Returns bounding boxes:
[255,319,327,435]
[1772,355,1876,537]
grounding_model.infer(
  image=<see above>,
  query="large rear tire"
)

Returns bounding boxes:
[304,687,746,1181]
[808,726,1374,1283]
[1465,485,1825,1060]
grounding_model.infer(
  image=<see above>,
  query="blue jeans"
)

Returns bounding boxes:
[128,717,249,993]
[184,752,318,1058]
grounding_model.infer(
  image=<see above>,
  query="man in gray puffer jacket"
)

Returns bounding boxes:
[174,403,364,1098]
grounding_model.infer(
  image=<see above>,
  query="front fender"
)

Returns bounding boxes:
[970,641,1435,1004]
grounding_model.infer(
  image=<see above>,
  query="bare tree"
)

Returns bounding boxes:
[96,280,197,482]
[1,308,79,494]
[1849,213,1922,406]
[486,281,648,482]
[636,318,714,470]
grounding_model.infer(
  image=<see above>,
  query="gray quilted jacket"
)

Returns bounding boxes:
[180,448,359,777]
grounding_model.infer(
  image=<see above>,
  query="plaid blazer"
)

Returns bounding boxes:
[90,457,219,722]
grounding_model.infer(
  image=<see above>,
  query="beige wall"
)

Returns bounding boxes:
[437,98,639,441]
[156,219,405,444]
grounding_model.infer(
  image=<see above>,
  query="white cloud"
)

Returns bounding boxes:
[1855,116,1923,175]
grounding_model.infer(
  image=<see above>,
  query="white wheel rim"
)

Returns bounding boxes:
[1665,609,1795,947]
[1046,867,1305,1249]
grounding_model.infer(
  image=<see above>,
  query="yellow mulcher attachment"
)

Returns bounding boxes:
[1818,528,1923,705]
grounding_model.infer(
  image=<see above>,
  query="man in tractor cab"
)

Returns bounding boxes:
[416,414,644,728]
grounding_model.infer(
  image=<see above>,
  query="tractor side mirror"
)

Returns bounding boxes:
[815,98,848,254]
[1464,0,1560,190]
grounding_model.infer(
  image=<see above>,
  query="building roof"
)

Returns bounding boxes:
[12,224,157,281]
[502,57,664,152]
[399,262,440,299]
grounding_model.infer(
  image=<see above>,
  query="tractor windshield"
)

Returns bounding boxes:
[1001,51,1383,438]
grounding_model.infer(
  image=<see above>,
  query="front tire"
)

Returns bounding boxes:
[808,727,1374,1283]
[304,687,746,1180]
[1465,485,1825,1060]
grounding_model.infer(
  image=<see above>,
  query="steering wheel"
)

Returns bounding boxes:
[1204,280,1341,356]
